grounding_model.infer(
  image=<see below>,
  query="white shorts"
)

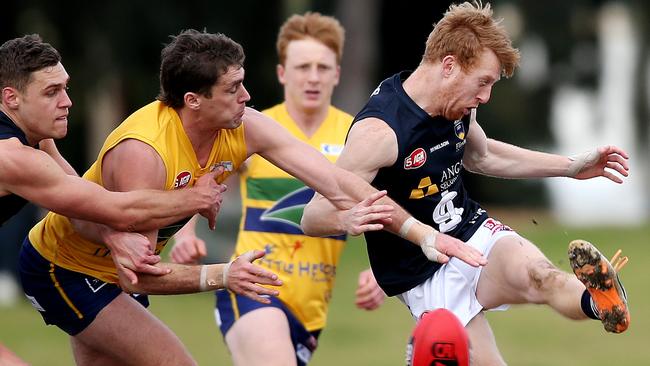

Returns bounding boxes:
[397,218,518,326]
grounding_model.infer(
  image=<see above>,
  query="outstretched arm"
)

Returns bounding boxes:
[0,138,225,233]
[120,250,282,303]
[463,111,629,182]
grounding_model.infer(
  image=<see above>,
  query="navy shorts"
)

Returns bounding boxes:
[215,290,321,366]
[18,238,148,335]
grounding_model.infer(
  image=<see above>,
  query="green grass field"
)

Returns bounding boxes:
[1,216,648,365]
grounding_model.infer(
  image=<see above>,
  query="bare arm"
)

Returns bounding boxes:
[463,112,629,182]
[0,138,223,232]
[121,250,281,303]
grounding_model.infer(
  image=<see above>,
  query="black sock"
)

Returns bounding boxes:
[581,289,599,320]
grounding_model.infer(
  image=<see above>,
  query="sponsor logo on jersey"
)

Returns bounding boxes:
[456,139,467,151]
[454,120,465,140]
[468,208,487,225]
[173,171,192,189]
[289,240,304,259]
[321,144,344,156]
[439,162,463,190]
[409,176,439,199]
[404,148,427,170]
[430,140,450,153]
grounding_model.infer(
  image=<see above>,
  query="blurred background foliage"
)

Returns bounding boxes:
[1,1,650,364]
[2,0,647,208]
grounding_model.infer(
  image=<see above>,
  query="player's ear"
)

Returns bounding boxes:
[441,55,456,77]
[184,92,200,110]
[333,64,341,87]
[1,87,20,109]
[277,64,286,85]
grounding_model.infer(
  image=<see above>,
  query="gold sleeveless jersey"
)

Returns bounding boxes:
[29,101,247,283]
[234,103,352,331]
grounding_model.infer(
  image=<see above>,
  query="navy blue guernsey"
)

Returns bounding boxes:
[354,72,488,296]
[0,110,31,226]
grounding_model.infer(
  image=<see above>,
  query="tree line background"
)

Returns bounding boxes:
[2,0,648,210]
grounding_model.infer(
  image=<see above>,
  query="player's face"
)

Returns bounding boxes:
[14,62,71,142]
[442,49,500,121]
[204,65,250,129]
[277,38,340,113]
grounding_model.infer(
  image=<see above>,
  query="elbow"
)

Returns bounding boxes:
[300,214,317,236]
[462,154,486,175]
[106,211,140,232]
[111,221,135,232]
[301,206,325,236]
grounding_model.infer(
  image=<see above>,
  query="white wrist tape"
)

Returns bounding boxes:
[199,265,208,291]
[222,261,232,289]
[420,230,442,262]
[567,149,599,177]
[399,217,418,238]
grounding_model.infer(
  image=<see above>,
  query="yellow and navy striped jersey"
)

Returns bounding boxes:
[233,102,352,331]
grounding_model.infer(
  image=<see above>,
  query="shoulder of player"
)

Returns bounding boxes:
[241,107,288,143]
[0,139,57,186]
[242,106,273,125]
[341,117,398,168]
[349,117,395,144]
[0,138,40,169]
[105,138,162,164]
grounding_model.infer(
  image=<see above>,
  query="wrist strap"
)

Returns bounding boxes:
[222,261,232,289]
[399,217,418,238]
[199,265,208,291]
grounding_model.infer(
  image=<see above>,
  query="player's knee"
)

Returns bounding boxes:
[524,259,563,303]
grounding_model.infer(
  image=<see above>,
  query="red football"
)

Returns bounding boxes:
[406,308,469,366]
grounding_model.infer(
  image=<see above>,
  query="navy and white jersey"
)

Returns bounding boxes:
[0,110,31,225]
[353,72,488,296]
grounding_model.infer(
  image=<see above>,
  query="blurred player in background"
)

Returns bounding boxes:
[302,2,630,365]
[171,13,386,366]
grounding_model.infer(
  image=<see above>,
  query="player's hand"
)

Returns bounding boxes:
[193,166,227,230]
[170,231,207,264]
[104,231,170,285]
[355,268,385,310]
[570,145,629,183]
[341,190,393,235]
[225,250,283,304]
[421,231,487,267]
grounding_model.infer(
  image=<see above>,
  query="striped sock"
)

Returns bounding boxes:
[581,289,599,320]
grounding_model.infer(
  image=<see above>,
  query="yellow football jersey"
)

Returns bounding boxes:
[233,103,352,331]
[29,101,247,283]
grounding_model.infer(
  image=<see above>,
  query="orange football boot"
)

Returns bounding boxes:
[568,239,630,333]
